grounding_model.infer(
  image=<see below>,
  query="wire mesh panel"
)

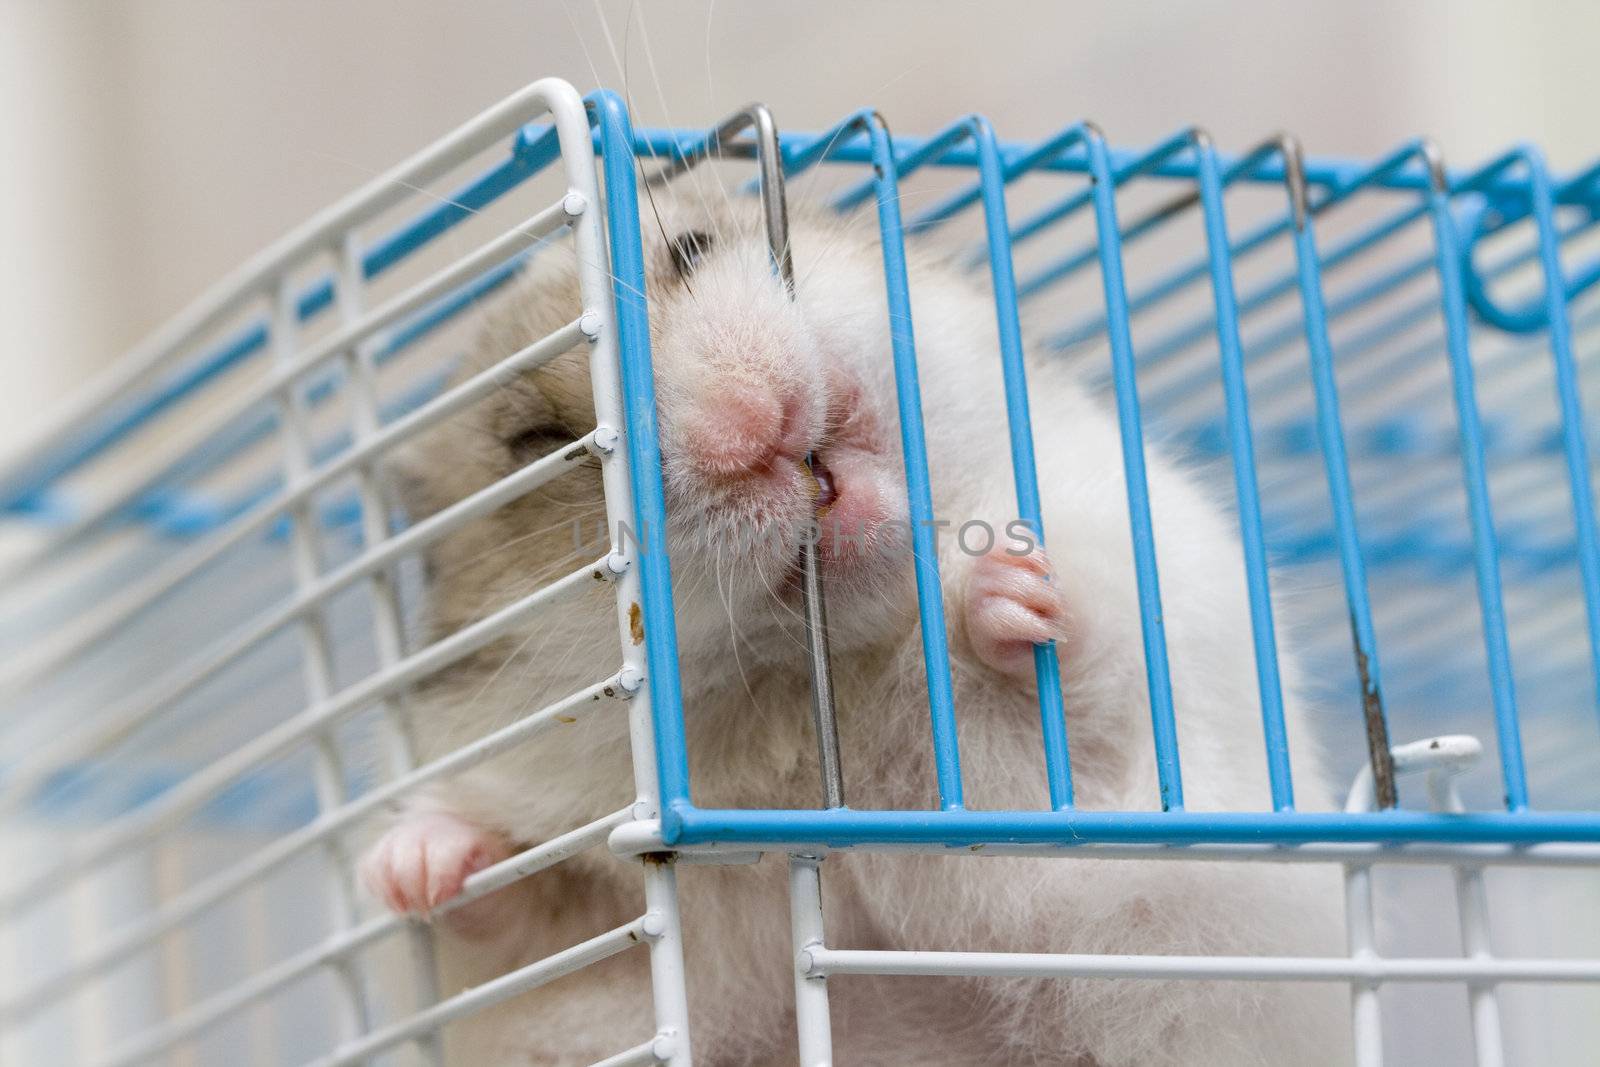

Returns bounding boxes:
[4,76,1600,1065]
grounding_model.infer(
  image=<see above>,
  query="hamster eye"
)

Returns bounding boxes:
[668,230,713,279]
[503,425,570,462]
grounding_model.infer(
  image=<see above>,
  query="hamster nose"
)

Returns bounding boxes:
[680,383,809,477]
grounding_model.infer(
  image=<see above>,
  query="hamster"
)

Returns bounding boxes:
[359,194,1351,1066]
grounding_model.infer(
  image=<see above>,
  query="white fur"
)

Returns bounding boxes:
[364,200,1352,1066]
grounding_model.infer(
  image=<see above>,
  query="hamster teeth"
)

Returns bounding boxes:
[801,455,837,517]
[799,457,820,498]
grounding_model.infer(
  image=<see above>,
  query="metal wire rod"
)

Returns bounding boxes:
[801,948,1600,984]
[302,918,651,1067]
[269,273,373,1043]
[337,228,444,1067]
[646,103,844,809]
[655,836,1600,873]
[587,1040,671,1067]
[789,854,834,1065]
[1425,765,1506,1067]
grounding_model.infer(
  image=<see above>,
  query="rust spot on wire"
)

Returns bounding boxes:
[628,602,645,645]
[557,715,577,724]
[1353,617,1397,808]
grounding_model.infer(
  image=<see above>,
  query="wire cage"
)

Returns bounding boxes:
[3,76,1600,1065]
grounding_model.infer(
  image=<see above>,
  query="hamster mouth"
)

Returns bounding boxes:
[806,455,838,513]
[777,453,839,598]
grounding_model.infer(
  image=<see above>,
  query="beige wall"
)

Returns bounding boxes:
[3,0,1599,454]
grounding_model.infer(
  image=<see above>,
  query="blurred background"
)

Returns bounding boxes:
[5,0,1600,456]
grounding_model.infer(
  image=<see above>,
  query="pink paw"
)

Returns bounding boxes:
[962,546,1070,678]
[360,810,510,916]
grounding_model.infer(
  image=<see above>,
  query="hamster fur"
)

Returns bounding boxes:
[360,196,1351,1066]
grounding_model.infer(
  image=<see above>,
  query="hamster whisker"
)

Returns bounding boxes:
[712,543,771,720]
[557,0,608,99]
[745,558,826,651]
[633,2,739,252]
[612,0,730,274]
[458,603,561,709]
[793,187,953,297]
[456,549,592,631]
[701,1,718,132]
[428,518,593,583]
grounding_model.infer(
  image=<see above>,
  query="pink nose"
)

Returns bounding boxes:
[680,384,808,477]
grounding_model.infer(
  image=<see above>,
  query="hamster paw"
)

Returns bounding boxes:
[962,545,1070,679]
[360,810,511,920]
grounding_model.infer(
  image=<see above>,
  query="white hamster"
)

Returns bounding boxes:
[360,196,1350,1066]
